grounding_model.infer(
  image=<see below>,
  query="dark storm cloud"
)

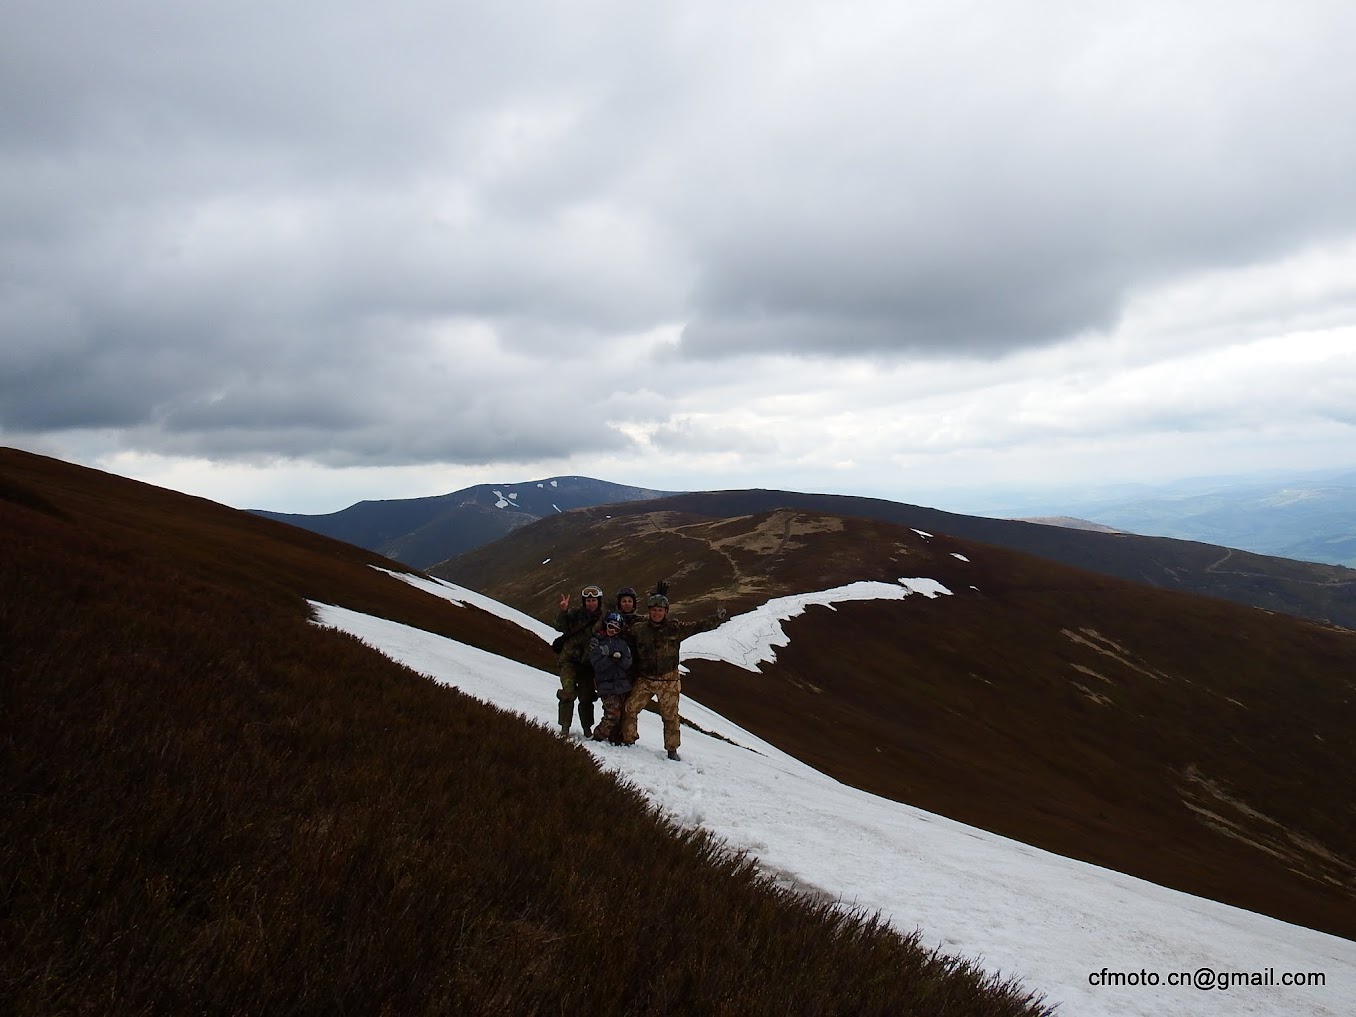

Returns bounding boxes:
[665,3,1356,359]
[4,0,1356,471]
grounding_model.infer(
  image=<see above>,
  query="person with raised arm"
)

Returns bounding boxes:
[552,584,605,737]
[618,584,726,761]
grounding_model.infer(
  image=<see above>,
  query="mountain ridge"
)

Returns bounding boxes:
[257,479,1356,630]
[432,498,1356,940]
[250,476,675,569]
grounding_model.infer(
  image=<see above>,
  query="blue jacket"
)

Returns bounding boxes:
[588,630,633,696]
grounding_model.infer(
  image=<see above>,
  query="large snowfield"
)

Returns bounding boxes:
[310,568,1355,1017]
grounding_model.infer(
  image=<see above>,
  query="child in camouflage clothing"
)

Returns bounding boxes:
[588,612,633,742]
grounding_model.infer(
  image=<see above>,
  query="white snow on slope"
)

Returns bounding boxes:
[374,567,556,642]
[682,579,951,673]
[310,581,1355,1017]
[380,570,951,674]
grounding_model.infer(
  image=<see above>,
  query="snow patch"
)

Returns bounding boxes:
[309,597,1356,1017]
[913,529,933,539]
[683,578,952,674]
[951,553,970,562]
[550,479,558,488]
[369,567,556,642]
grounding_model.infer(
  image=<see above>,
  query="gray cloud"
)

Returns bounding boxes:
[3,0,1356,476]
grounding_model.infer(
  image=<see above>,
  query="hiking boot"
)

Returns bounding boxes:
[559,724,570,738]
[666,748,681,761]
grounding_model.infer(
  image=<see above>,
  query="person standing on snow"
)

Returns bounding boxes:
[587,612,633,742]
[618,593,726,761]
[552,584,605,737]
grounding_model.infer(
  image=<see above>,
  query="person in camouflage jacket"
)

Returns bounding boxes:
[552,584,604,736]
[587,612,633,742]
[618,593,726,760]
[613,585,642,629]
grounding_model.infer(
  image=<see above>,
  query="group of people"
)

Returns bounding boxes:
[552,582,726,761]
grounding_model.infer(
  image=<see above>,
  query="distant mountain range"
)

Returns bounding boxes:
[987,467,1356,569]
[255,479,1356,631]
[251,477,674,569]
[1054,477,1356,568]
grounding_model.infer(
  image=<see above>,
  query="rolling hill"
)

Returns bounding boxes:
[251,476,673,569]
[261,481,1356,630]
[433,496,1356,941]
[2,447,1049,1016]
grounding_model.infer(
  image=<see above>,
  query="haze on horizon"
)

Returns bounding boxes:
[4,1,1356,514]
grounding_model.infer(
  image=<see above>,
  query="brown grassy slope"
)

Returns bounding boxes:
[573,487,1356,630]
[0,447,553,668]
[435,503,1356,941]
[1,447,1053,1016]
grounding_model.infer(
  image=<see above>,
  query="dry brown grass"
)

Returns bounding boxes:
[2,448,1053,1016]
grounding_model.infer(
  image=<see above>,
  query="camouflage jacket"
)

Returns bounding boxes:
[626,615,721,677]
[554,605,603,665]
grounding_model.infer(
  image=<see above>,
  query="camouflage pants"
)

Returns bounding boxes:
[591,694,627,741]
[619,671,682,751]
[558,662,597,730]
[558,661,598,702]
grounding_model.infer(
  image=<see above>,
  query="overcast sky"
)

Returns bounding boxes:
[4,0,1356,514]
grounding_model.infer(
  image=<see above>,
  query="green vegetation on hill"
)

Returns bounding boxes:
[1,449,1051,1017]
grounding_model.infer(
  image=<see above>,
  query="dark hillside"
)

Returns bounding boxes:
[1,448,1051,1017]
[632,489,1356,630]
[434,501,1356,941]
[0,450,550,667]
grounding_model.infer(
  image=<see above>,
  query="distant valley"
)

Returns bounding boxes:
[987,467,1356,569]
